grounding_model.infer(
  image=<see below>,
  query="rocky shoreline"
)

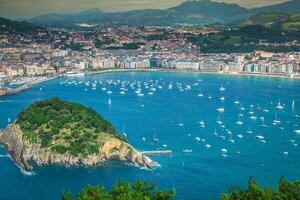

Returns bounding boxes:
[0,123,157,172]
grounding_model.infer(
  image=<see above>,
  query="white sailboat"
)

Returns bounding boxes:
[246,125,253,134]
[256,135,266,143]
[240,104,245,111]
[199,120,205,128]
[108,98,112,105]
[213,128,218,136]
[183,149,193,153]
[249,114,257,121]
[153,132,159,142]
[276,101,284,110]
[262,104,269,113]
[260,117,268,127]
[249,106,257,120]
[216,115,223,125]
[221,148,228,157]
[273,112,281,124]
[249,105,254,114]
[294,130,300,134]
[122,125,127,137]
[217,108,225,113]
[237,134,243,139]
[234,97,240,104]
[292,99,295,112]
[197,91,204,97]
[219,85,226,91]
[236,115,243,125]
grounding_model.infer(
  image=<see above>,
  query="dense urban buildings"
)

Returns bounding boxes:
[1,25,300,94]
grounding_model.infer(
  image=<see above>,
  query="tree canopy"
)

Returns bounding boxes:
[62,180,176,200]
[221,177,300,200]
[16,97,126,157]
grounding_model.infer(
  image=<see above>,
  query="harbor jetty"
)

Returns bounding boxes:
[141,150,172,155]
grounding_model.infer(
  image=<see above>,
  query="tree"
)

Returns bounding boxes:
[62,180,176,200]
[221,177,300,200]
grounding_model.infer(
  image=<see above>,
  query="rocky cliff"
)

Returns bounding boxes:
[0,123,157,172]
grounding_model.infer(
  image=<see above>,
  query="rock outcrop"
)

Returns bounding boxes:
[0,123,157,172]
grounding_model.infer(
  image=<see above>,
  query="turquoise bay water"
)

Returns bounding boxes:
[0,72,300,200]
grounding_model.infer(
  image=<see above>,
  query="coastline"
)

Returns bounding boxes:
[86,68,300,80]
[0,122,158,172]
[0,76,58,97]
[0,68,299,98]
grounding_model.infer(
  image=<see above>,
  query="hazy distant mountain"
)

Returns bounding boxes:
[26,0,300,28]
[250,0,300,14]
[28,1,248,27]
[0,17,44,34]
[169,0,248,23]
[29,8,107,27]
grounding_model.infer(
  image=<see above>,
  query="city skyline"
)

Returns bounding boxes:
[0,0,288,19]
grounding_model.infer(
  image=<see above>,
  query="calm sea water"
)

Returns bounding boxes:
[0,72,299,200]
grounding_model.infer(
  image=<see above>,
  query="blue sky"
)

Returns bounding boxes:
[0,0,288,19]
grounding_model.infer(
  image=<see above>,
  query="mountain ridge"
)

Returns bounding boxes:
[24,0,300,27]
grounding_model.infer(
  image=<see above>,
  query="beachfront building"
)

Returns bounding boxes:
[79,61,90,70]
[4,66,25,77]
[244,63,273,74]
[91,58,116,69]
[243,62,296,74]
[227,62,243,72]
[175,60,199,71]
[199,60,222,71]
[25,65,56,76]
[25,65,45,76]
[123,58,150,69]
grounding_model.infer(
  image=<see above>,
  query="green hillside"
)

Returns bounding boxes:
[16,97,125,157]
[186,24,300,53]
[238,12,300,32]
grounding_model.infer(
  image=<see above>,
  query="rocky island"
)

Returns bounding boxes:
[0,97,157,172]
